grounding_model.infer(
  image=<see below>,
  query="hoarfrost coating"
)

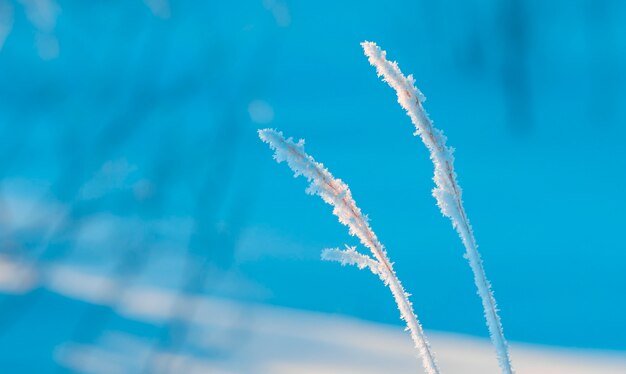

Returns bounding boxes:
[362,41,514,374]
[321,246,384,278]
[258,128,441,374]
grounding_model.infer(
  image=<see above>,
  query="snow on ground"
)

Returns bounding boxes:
[0,257,621,374]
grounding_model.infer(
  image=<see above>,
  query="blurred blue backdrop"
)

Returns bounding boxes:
[0,0,625,372]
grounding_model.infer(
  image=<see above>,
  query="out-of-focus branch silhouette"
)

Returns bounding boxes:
[140,24,281,374]
[499,0,532,135]
[0,2,285,372]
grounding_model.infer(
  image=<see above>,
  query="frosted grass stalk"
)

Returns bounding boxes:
[362,41,514,374]
[259,128,440,374]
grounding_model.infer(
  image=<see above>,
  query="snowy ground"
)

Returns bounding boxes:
[1,258,623,374]
[59,290,626,374]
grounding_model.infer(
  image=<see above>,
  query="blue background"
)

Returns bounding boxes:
[0,0,625,371]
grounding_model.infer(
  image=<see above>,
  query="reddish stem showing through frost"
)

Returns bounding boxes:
[283,142,395,275]
[411,91,508,367]
[275,135,440,374]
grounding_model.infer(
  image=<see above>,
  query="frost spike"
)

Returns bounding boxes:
[362,41,514,374]
[259,128,441,374]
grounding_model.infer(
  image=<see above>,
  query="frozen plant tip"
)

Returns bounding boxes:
[258,129,441,374]
[362,41,514,374]
[321,245,383,275]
